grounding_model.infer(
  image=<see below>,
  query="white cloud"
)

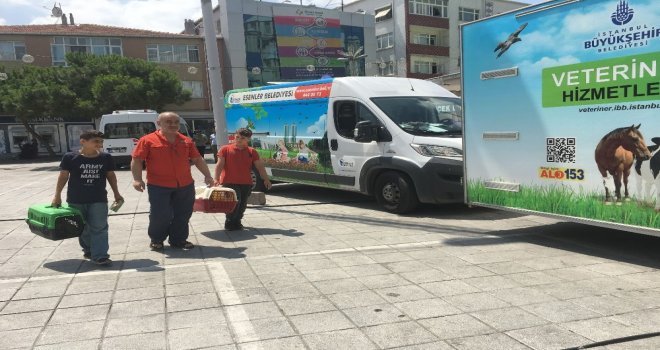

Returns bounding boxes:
[518,55,581,74]
[0,18,6,25]
[26,0,203,33]
[306,114,326,135]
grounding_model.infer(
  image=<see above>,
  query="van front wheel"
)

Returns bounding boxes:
[374,171,418,213]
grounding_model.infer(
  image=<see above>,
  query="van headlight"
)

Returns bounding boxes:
[410,143,462,157]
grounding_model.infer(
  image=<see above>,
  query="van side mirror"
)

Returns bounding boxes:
[354,121,391,143]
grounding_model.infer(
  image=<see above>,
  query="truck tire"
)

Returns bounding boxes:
[374,171,419,213]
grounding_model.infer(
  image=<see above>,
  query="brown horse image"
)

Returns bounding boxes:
[595,124,652,204]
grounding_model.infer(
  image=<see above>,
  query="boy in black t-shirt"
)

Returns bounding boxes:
[52,130,123,266]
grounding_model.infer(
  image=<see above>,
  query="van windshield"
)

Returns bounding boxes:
[371,97,462,136]
[103,122,156,139]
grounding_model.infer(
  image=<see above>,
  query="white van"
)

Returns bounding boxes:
[99,110,191,168]
[225,77,463,213]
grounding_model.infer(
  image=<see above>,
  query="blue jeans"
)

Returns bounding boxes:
[147,183,195,245]
[68,202,109,260]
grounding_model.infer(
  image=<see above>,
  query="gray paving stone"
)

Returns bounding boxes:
[613,289,660,309]
[65,279,116,295]
[168,325,233,350]
[363,321,438,348]
[463,275,522,291]
[418,280,481,297]
[342,264,392,277]
[611,308,660,333]
[276,296,336,316]
[0,327,42,349]
[419,313,494,340]
[386,340,455,349]
[231,317,296,343]
[394,298,462,320]
[225,301,283,322]
[478,261,534,275]
[101,332,166,350]
[0,310,51,331]
[343,304,409,327]
[313,278,367,295]
[447,333,532,350]
[165,281,214,297]
[521,300,602,323]
[58,291,113,309]
[219,287,273,306]
[109,298,165,318]
[471,307,549,331]
[166,292,220,313]
[443,292,511,312]
[238,336,306,350]
[115,275,164,290]
[303,328,377,350]
[113,286,164,303]
[33,339,100,350]
[376,285,435,303]
[561,317,641,342]
[328,290,388,309]
[104,314,165,337]
[488,286,558,306]
[290,310,354,334]
[269,283,320,300]
[12,283,68,300]
[49,304,109,325]
[569,294,646,316]
[359,274,412,289]
[0,296,58,314]
[167,308,227,330]
[506,325,591,350]
[37,320,105,345]
[300,267,351,282]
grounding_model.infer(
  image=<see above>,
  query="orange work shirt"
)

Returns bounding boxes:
[132,131,201,188]
[218,144,259,185]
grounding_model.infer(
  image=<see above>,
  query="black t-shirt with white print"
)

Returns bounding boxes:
[60,152,115,204]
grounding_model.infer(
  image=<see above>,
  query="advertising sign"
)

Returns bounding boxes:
[462,0,660,234]
[272,6,346,79]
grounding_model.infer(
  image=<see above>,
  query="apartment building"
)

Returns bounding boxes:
[0,23,221,155]
[342,0,529,81]
[189,0,377,88]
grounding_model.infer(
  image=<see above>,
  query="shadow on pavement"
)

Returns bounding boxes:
[43,258,163,273]
[201,227,303,243]
[155,245,247,260]
[444,221,660,269]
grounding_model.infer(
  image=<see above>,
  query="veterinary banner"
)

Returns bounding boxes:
[462,0,660,234]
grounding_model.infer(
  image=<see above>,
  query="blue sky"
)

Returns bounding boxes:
[1,0,546,33]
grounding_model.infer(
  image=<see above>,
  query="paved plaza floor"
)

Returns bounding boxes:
[0,159,659,349]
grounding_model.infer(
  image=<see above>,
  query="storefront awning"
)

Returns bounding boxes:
[375,8,391,20]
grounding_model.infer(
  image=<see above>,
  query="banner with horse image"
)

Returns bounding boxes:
[462,0,660,233]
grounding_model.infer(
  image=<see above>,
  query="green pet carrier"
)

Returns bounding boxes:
[26,204,85,240]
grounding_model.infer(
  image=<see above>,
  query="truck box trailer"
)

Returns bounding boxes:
[461,0,660,236]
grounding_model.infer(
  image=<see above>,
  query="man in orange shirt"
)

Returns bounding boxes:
[214,128,271,230]
[131,112,214,250]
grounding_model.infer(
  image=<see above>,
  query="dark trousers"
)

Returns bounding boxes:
[211,145,218,163]
[147,183,195,244]
[223,184,252,226]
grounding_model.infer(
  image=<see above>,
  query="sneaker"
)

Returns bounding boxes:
[83,252,91,260]
[225,222,244,231]
[93,257,112,266]
[150,241,164,250]
[171,241,194,249]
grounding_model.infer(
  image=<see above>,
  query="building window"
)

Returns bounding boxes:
[459,7,480,21]
[412,58,440,74]
[50,37,122,66]
[409,0,447,18]
[375,5,392,22]
[181,81,203,98]
[412,33,437,46]
[146,44,200,63]
[376,33,394,50]
[0,41,26,61]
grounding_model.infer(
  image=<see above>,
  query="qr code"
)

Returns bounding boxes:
[546,137,576,163]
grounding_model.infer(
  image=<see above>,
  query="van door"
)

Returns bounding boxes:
[327,99,385,190]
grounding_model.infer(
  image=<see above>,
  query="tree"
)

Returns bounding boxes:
[0,53,191,156]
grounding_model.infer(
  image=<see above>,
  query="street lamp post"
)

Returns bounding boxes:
[200,0,229,146]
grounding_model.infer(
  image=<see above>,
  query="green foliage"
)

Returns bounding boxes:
[0,53,191,123]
